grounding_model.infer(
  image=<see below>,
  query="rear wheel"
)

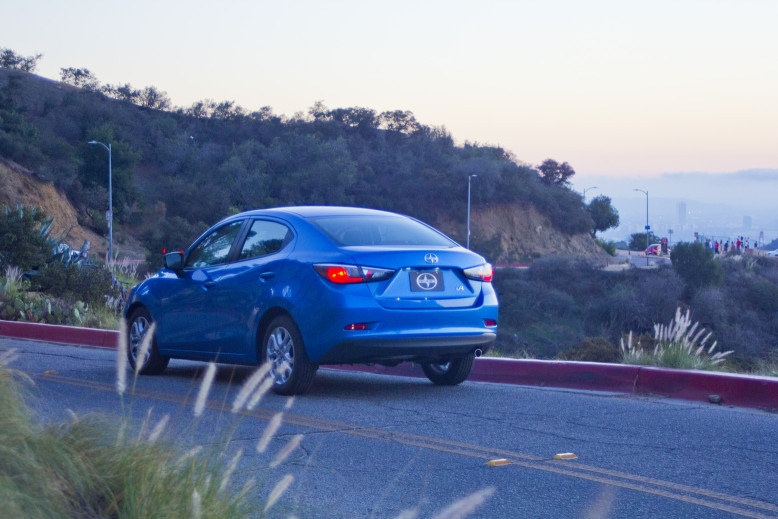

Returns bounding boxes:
[127,307,169,375]
[421,352,475,385]
[264,315,317,395]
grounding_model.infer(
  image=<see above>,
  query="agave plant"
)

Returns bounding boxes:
[620,307,733,370]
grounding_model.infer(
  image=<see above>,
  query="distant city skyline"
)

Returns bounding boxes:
[573,170,778,245]
[3,0,777,177]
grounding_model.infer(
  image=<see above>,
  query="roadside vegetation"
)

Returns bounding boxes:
[0,205,126,329]
[0,356,253,518]
[619,308,732,370]
[494,252,778,375]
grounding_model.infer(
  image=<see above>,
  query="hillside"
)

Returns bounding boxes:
[0,67,610,263]
[0,159,145,260]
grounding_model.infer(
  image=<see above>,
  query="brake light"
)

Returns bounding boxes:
[315,265,364,284]
[464,264,493,282]
[484,319,497,327]
[314,264,395,284]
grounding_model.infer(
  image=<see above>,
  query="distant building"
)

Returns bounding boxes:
[677,202,687,229]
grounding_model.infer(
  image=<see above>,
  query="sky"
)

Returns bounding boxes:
[3,0,778,179]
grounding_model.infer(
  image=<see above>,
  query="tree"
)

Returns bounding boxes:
[0,48,42,72]
[588,195,620,234]
[537,159,575,186]
[60,68,100,91]
[138,86,171,110]
[628,232,660,251]
[671,242,723,290]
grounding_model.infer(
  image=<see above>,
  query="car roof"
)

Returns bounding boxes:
[237,206,403,219]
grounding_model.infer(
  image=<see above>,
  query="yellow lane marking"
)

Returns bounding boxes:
[37,373,778,518]
[553,452,578,460]
[486,459,511,466]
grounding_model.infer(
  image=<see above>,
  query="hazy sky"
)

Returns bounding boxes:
[4,0,777,177]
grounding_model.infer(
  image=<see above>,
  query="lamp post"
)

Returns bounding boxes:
[88,140,113,261]
[582,186,598,204]
[467,174,477,249]
[634,188,648,264]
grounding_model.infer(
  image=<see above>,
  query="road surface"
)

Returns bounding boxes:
[3,338,777,518]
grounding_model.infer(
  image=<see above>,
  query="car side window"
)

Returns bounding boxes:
[185,221,243,268]
[239,220,292,260]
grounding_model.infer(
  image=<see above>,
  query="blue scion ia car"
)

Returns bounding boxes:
[124,206,498,395]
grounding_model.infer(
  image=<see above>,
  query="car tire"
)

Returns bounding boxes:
[421,353,475,386]
[264,315,317,395]
[126,307,169,375]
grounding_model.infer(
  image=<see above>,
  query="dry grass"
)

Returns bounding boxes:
[620,307,733,370]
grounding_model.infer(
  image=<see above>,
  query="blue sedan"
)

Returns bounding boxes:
[124,206,498,394]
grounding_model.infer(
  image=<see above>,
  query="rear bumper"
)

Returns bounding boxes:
[316,332,496,365]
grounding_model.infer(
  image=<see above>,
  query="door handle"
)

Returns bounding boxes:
[259,272,276,281]
[203,281,217,288]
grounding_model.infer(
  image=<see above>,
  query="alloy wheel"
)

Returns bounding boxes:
[267,326,295,384]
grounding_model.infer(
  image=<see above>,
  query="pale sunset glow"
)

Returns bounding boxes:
[4,0,776,177]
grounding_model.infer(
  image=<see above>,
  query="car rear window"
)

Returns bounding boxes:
[310,215,456,247]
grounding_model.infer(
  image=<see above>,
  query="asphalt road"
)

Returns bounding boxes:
[3,338,777,519]
[612,250,672,269]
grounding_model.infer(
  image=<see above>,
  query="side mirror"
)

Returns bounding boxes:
[163,251,185,273]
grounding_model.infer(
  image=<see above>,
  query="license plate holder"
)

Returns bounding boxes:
[410,271,444,292]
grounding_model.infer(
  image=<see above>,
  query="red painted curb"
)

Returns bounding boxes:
[636,367,778,411]
[0,320,119,349]
[2,320,777,410]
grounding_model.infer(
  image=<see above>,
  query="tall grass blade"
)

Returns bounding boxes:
[264,474,294,512]
[431,486,496,519]
[257,412,283,454]
[270,434,303,468]
[194,363,217,418]
[116,318,128,395]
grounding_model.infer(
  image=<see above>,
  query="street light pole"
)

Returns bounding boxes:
[467,174,477,249]
[88,140,112,262]
[634,188,648,265]
[582,186,598,204]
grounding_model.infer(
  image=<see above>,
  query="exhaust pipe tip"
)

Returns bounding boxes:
[474,349,483,358]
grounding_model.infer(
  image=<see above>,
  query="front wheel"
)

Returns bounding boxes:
[421,353,475,386]
[264,315,317,395]
[126,307,169,375]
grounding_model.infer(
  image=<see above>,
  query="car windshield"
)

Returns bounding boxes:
[310,215,456,247]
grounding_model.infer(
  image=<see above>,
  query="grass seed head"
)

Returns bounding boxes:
[194,363,217,417]
[116,318,128,395]
[264,474,294,512]
[270,434,303,468]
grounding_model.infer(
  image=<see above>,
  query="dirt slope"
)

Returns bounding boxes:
[0,158,109,258]
[432,204,610,264]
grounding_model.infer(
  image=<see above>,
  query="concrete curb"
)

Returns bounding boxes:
[2,320,777,411]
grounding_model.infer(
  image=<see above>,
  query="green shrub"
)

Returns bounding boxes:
[671,241,723,290]
[0,205,51,270]
[33,263,117,307]
[557,337,619,362]
[595,238,617,256]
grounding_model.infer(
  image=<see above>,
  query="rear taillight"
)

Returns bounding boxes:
[464,263,493,282]
[314,264,395,284]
